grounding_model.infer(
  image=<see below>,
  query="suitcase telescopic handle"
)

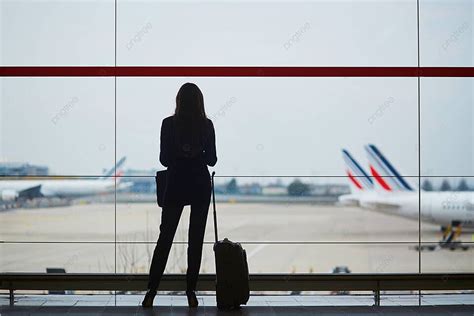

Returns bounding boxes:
[211,171,218,243]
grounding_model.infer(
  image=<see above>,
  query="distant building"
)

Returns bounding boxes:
[239,182,262,195]
[0,162,49,176]
[309,184,350,197]
[122,169,156,193]
[213,183,227,194]
[326,184,351,196]
[309,185,327,196]
[262,184,287,196]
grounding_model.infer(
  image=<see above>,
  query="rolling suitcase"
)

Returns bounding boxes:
[211,171,250,310]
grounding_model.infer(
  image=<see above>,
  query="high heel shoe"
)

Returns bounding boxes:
[141,289,156,308]
[186,290,199,308]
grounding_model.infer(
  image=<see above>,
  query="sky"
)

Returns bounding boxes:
[0,0,473,184]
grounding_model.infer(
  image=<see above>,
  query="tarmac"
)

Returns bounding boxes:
[1,202,473,275]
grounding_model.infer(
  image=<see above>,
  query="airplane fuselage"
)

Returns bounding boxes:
[357,191,474,229]
[0,179,116,200]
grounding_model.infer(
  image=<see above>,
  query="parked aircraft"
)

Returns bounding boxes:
[0,157,128,206]
[339,145,474,251]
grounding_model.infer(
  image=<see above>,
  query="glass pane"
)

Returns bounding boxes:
[116,178,159,244]
[420,0,473,66]
[117,77,418,177]
[0,78,115,176]
[0,0,115,66]
[0,243,115,273]
[421,243,474,273]
[247,244,419,273]
[116,243,419,274]
[421,78,474,177]
[117,0,417,66]
[0,185,115,242]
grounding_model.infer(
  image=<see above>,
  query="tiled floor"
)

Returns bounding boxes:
[1,294,474,315]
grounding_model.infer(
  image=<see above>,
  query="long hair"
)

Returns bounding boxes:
[173,83,208,157]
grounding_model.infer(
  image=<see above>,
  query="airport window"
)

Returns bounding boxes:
[0,0,473,279]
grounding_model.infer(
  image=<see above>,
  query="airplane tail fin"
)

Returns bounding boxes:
[342,149,374,191]
[99,156,126,180]
[364,144,414,192]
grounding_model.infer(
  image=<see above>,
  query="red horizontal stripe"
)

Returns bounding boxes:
[0,66,473,77]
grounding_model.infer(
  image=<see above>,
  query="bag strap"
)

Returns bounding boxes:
[211,171,218,243]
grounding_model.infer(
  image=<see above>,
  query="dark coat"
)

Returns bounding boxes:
[160,115,217,206]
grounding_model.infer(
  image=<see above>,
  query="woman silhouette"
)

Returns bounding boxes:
[142,83,217,308]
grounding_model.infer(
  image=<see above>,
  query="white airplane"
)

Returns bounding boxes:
[0,157,128,204]
[339,145,474,251]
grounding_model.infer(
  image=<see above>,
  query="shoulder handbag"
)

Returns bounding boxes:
[155,170,168,207]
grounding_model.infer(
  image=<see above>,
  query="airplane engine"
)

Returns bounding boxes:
[1,190,19,201]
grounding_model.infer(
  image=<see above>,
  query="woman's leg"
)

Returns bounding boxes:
[186,202,210,291]
[147,204,184,291]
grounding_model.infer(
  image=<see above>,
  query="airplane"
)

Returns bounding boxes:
[339,145,474,251]
[0,157,129,207]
